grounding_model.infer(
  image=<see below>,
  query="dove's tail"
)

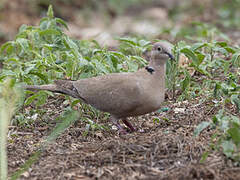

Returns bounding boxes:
[23,80,79,98]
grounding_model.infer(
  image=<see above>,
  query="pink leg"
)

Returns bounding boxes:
[110,116,127,134]
[122,119,136,132]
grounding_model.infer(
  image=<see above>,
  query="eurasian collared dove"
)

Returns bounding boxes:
[24,41,174,134]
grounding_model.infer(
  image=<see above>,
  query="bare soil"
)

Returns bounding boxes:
[7,95,240,179]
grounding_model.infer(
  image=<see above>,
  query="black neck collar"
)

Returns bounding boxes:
[145,66,155,74]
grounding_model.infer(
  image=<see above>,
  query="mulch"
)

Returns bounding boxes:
[7,95,240,179]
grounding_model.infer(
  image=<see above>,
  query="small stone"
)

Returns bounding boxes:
[174,108,185,113]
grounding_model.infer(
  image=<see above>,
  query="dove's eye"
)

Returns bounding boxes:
[157,47,162,52]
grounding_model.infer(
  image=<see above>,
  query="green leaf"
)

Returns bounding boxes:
[24,93,39,105]
[215,41,228,47]
[111,51,126,59]
[45,108,79,143]
[231,52,240,67]
[191,42,207,51]
[5,58,20,64]
[55,18,68,30]
[153,117,160,124]
[220,116,230,131]
[39,18,48,30]
[18,24,28,33]
[71,99,81,108]
[127,58,138,72]
[194,121,211,137]
[39,29,61,36]
[200,151,209,163]
[93,59,109,74]
[214,82,221,97]
[117,37,137,46]
[47,5,54,19]
[0,41,13,54]
[221,140,235,157]
[213,47,228,55]
[224,47,236,53]
[131,56,148,66]
[16,38,29,51]
[109,54,119,70]
[139,39,151,47]
[228,123,240,146]
[29,72,49,84]
[180,70,191,92]
[39,17,49,25]
[195,52,205,64]
[36,91,48,106]
[181,48,200,67]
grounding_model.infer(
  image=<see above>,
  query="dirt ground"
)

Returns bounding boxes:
[7,94,240,180]
[2,0,240,179]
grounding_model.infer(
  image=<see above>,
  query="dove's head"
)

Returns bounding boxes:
[151,41,174,63]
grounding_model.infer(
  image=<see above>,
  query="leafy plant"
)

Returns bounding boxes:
[0,5,150,126]
[195,110,240,163]
[190,38,240,164]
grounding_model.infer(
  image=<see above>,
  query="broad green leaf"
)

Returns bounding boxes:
[18,24,28,33]
[220,116,230,131]
[221,140,235,158]
[194,121,211,137]
[39,19,48,30]
[231,115,240,124]
[213,47,228,55]
[195,52,205,64]
[36,91,48,106]
[39,29,61,36]
[24,93,40,105]
[224,47,236,53]
[39,17,49,24]
[228,123,240,145]
[127,58,138,72]
[16,38,29,51]
[181,48,200,67]
[0,42,13,54]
